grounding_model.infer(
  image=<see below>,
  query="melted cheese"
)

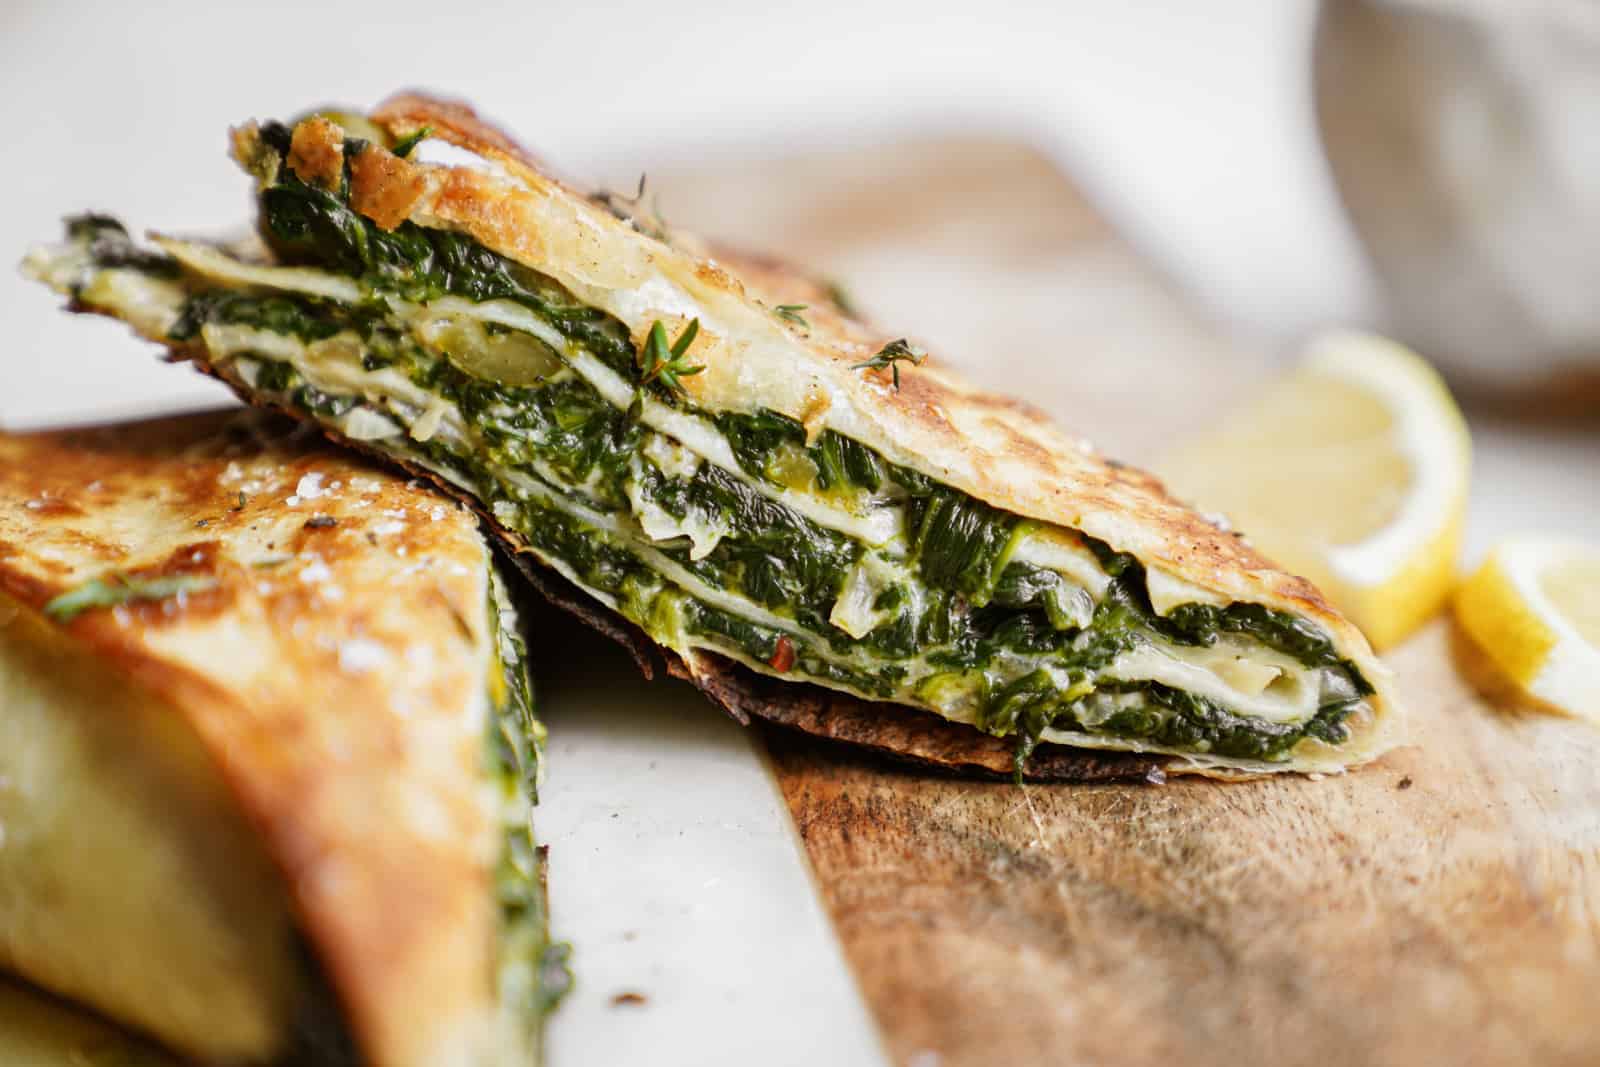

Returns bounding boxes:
[341,406,404,441]
[157,237,361,303]
[82,270,187,339]
[829,554,906,639]
[625,454,728,560]
[1106,638,1318,723]
[1146,567,1229,616]
[201,322,304,364]
[1012,528,1112,599]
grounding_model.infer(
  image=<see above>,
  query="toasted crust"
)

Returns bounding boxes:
[0,412,506,1067]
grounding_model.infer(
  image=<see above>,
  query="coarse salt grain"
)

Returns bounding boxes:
[294,473,326,501]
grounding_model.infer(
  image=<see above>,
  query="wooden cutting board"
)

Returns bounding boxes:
[655,138,1600,1067]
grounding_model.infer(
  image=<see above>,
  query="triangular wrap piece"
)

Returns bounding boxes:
[0,411,561,1065]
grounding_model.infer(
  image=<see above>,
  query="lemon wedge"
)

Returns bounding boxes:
[1455,537,1600,719]
[1161,330,1471,650]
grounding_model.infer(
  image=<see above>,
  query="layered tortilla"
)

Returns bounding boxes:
[0,411,566,1065]
[24,95,1403,777]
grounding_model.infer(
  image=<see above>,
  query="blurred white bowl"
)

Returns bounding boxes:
[1316,0,1600,401]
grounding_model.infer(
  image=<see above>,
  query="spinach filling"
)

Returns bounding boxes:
[61,144,1377,767]
[185,296,1364,763]
[485,570,572,1045]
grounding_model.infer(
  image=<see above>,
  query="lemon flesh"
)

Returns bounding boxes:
[1456,538,1600,720]
[1161,331,1470,651]
[1543,558,1600,649]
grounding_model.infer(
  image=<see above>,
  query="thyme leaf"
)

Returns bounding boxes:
[636,318,705,396]
[774,304,809,328]
[44,573,218,623]
[850,338,925,390]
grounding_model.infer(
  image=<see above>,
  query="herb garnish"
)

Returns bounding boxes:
[774,304,809,329]
[595,174,670,242]
[624,319,704,425]
[44,573,218,622]
[851,338,925,390]
[390,125,433,159]
[637,319,704,395]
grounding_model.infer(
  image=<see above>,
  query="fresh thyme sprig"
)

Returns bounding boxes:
[637,318,705,394]
[774,304,809,328]
[625,318,704,426]
[850,338,926,390]
[390,125,433,159]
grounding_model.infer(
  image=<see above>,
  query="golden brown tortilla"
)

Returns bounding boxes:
[0,410,529,1066]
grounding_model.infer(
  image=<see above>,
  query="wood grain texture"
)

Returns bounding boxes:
[661,135,1599,1065]
[766,623,1600,1066]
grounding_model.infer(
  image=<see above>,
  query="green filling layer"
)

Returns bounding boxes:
[485,569,571,1055]
[59,150,1374,767]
